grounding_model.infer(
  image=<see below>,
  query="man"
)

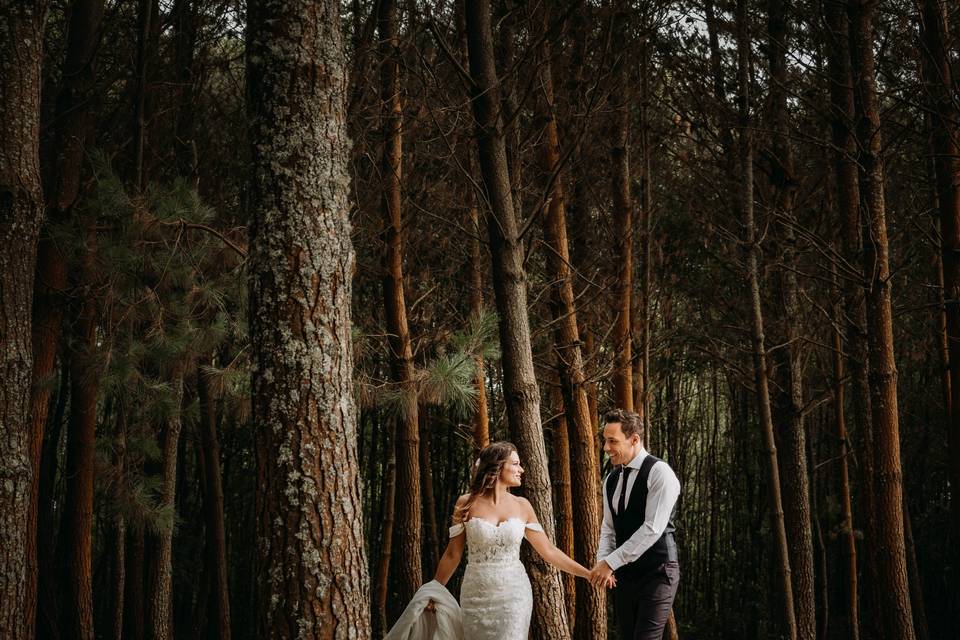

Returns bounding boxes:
[590,409,680,640]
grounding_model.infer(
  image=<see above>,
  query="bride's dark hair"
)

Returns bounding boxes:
[453,441,517,523]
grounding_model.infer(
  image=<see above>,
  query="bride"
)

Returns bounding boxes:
[387,441,606,639]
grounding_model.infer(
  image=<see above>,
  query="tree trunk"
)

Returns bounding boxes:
[60,236,100,640]
[377,0,422,606]
[916,0,960,545]
[197,368,231,640]
[832,279,861,640]
[146,373,184,640]
[464,2,570,637]
[29,1,104,630]
[735,0,797,636]
[849,2,916,638]
[419,407,439,574]
[0,2,49,635]
[373,422,397,639]
[549,400,576,632]
[124,526,146,640]
[111,408,127,640]
[823,2,876,635]
[533,7,606,637]
[247,0,371,634]
[765,1,816,636]
[469,200,490,449]
[36,363,66,640]
[609,7,633,411]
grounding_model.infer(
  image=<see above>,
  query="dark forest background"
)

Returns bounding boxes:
[1,0,958,639]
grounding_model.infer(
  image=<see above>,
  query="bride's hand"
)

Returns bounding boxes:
[425,599,436,613]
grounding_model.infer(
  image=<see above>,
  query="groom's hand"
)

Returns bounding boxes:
[589,560,613,588]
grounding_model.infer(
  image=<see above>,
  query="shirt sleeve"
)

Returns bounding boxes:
[596,474,617,564]
[449,522,465,538]
[601,462,680,571]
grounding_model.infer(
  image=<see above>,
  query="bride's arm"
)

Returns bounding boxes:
[519,499,591,580]
[433,495,469,585]
[433,533,466,585]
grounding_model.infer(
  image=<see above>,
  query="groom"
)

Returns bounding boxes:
[589,409,680,640]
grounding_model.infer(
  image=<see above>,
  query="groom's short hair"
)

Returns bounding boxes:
[605,408,644,441]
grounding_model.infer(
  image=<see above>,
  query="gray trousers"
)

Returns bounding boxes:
[612,561,680,640]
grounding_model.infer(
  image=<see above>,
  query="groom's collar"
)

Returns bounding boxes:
[623,447,649,470]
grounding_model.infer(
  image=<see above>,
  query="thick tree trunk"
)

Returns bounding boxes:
[0,2,48,636]
[197,369,231,640]
[464,2,570,637]
[849,2,916,638]
[533,8,606,637]
[36,365,65,640]
[609,8,633,411]
[916,0,960,543]
[735,1,797,637]
[765,1,816,636]
[146,373,184,640]
[377,0,422,605]
[111,409,127,640]
[247,0,371,635]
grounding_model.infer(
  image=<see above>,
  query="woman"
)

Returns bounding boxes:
[387,441,601,639]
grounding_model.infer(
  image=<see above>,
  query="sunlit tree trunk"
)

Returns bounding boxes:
[849,1,916,637]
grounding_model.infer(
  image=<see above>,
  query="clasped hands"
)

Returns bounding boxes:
[588,560,616,589]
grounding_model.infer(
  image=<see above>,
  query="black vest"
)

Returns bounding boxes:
[605,454,678,580]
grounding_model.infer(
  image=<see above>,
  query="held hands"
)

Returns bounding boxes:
[589,560,616,589]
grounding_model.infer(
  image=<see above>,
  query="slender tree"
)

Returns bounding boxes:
[247,0,371,635]
[916,0,960,540]
[464,1,571,637]
[377,0,422,606]
[765,1,815,635]
[849,1,916,637]
[736,0,797,636]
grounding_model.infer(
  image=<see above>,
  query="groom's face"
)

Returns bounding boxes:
[603,422,641,466]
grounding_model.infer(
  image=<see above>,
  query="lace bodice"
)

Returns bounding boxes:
[448,517,544,566]
[448,517,542,639]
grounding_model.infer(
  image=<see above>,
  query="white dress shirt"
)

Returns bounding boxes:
[596,447,681,571]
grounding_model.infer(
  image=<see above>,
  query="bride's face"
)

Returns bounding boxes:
[499,452,524,487]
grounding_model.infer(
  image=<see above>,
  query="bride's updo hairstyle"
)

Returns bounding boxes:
[453,441,517,523]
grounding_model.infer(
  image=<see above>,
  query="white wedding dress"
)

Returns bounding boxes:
[453,517,542,640]
[384,517,543,640]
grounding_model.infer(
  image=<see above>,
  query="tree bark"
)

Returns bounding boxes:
[146,373,184,640]
[377,0,422,606]
[59,235,100,640]
[765,1,816,636]
[0,2,50,636]
[548,400,576,632]
[832,278,861,640]
[247,0,372,635]
[916,0,960,543]
[735,0,797,636]
[823,2,876,635]
[464,2,570,637]
[533,6,606,637]
[849,1,916,637]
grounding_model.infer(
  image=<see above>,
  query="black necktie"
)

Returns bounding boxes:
[618,467,632,514]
